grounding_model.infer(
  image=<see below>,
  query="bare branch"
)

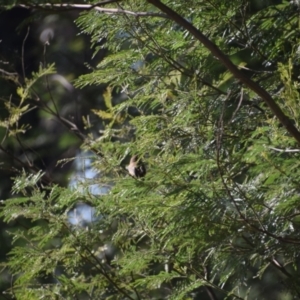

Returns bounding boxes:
[17,2,169,19]
[0,69,18,76]
[21,26,30,79]
[268,147,300,153]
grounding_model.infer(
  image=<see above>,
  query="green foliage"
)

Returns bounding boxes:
[2,0,300,299]
[0,64,56,136]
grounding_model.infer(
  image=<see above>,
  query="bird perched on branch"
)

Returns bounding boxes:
[126,155,146,178]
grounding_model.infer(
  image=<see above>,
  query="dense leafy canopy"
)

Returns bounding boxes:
[1,0,300,299]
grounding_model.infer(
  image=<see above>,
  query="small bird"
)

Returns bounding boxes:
[126,155,146,178]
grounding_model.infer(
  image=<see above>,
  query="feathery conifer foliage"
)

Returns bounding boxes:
[1,0,300,299]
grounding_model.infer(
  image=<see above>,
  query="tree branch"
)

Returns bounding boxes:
[17,2,169,19]
[147,0,300,146]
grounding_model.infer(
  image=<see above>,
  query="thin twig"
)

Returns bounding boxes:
[0,69,18,76]
[228,88,243,124]
[21,26,30,79]
[268,147,300,153]
[17,3,169,19]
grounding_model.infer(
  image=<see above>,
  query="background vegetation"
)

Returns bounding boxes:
[1,0,300,299]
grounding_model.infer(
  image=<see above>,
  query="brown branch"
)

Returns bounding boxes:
[269,257,292,278]
[147,0,300,146]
